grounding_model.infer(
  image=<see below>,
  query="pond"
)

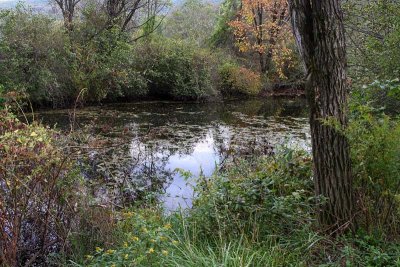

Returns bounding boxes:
[35,98,310,211]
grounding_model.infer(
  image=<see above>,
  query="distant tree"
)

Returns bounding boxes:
[228,0,291,74]
[289,0,354,232]
[162,0,217,46]
[210,0,240,46]
[104,0,167,33]
[53,0,82,31]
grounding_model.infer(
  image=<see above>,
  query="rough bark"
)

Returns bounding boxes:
[288,0,354,232]
[54,0,81,31]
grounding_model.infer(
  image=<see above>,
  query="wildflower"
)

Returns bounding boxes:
[85,255,94,260]
[95,247,103,253]
[105,249,115,255]
[141,227,148,233]
[123,242,128,248]
[172,240,179,245]
[148,248,155,254]
[160,236,167,241]
[162,250,168,256]
[30,132,38,137]
[124,254,129,260]
[163,223,172,229]
[131,236,139,242]
[150,239,156,243]
[111,264,116,267]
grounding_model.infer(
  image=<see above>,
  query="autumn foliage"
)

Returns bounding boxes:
[0,110,81,266]
[229,0,294,77]
[219,63,262,96]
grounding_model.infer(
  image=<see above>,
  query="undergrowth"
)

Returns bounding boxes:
[78,143,400,266]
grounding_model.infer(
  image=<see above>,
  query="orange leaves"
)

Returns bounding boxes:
[228,0,294,76]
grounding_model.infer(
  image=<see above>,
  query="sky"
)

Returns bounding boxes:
[0,0,51,9]
[0,0,210,9]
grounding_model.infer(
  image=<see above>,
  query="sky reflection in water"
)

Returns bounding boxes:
[36,98,310,210]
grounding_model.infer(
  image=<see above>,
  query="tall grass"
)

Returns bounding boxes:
[164,210,322,267]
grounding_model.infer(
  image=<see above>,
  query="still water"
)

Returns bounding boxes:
[36,98,310,210]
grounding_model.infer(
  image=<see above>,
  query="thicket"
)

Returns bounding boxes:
[0,109,79,266]
[345,0,400,83]
[218,62,262,96]
[0,4,288,108]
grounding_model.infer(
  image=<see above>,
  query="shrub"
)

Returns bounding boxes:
[218,63,262,96]
[83,209,175,267]
[132,37,218,100]
[0,110,83,266]
[347,105,400,235]
[0,8,149,106]
[69,26,149,103]
[0,6,69,106]
[352,79,400,115]
[189,148,314,240]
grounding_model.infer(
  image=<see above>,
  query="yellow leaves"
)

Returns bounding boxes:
[229,0,294,74]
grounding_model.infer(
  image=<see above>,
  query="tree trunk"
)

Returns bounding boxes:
[289,0,354,232]
[259,52,267,73]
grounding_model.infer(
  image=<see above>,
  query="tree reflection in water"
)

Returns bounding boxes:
[35,98,310,209]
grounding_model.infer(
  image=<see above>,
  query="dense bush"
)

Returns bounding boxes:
[0,7,70,106]
[0,7,146,106]
[0,110,82,266]
[83,209,175,266]
[352,79,400,115]
[345,0,400,82]
[0,7,221,106]
[347,105,400,235]
[218,62,262,97]
[132,38,218,100]
[69,27,149,102]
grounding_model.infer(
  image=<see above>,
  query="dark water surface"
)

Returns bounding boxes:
[36,98,310,210]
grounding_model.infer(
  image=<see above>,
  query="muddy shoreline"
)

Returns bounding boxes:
[260,82,306,97]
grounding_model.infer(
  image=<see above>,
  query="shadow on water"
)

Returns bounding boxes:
[35,98,310,210]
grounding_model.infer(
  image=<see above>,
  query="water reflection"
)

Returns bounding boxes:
[35,98,310,210]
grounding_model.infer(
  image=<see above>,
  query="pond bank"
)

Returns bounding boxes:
[260,82,306,97]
